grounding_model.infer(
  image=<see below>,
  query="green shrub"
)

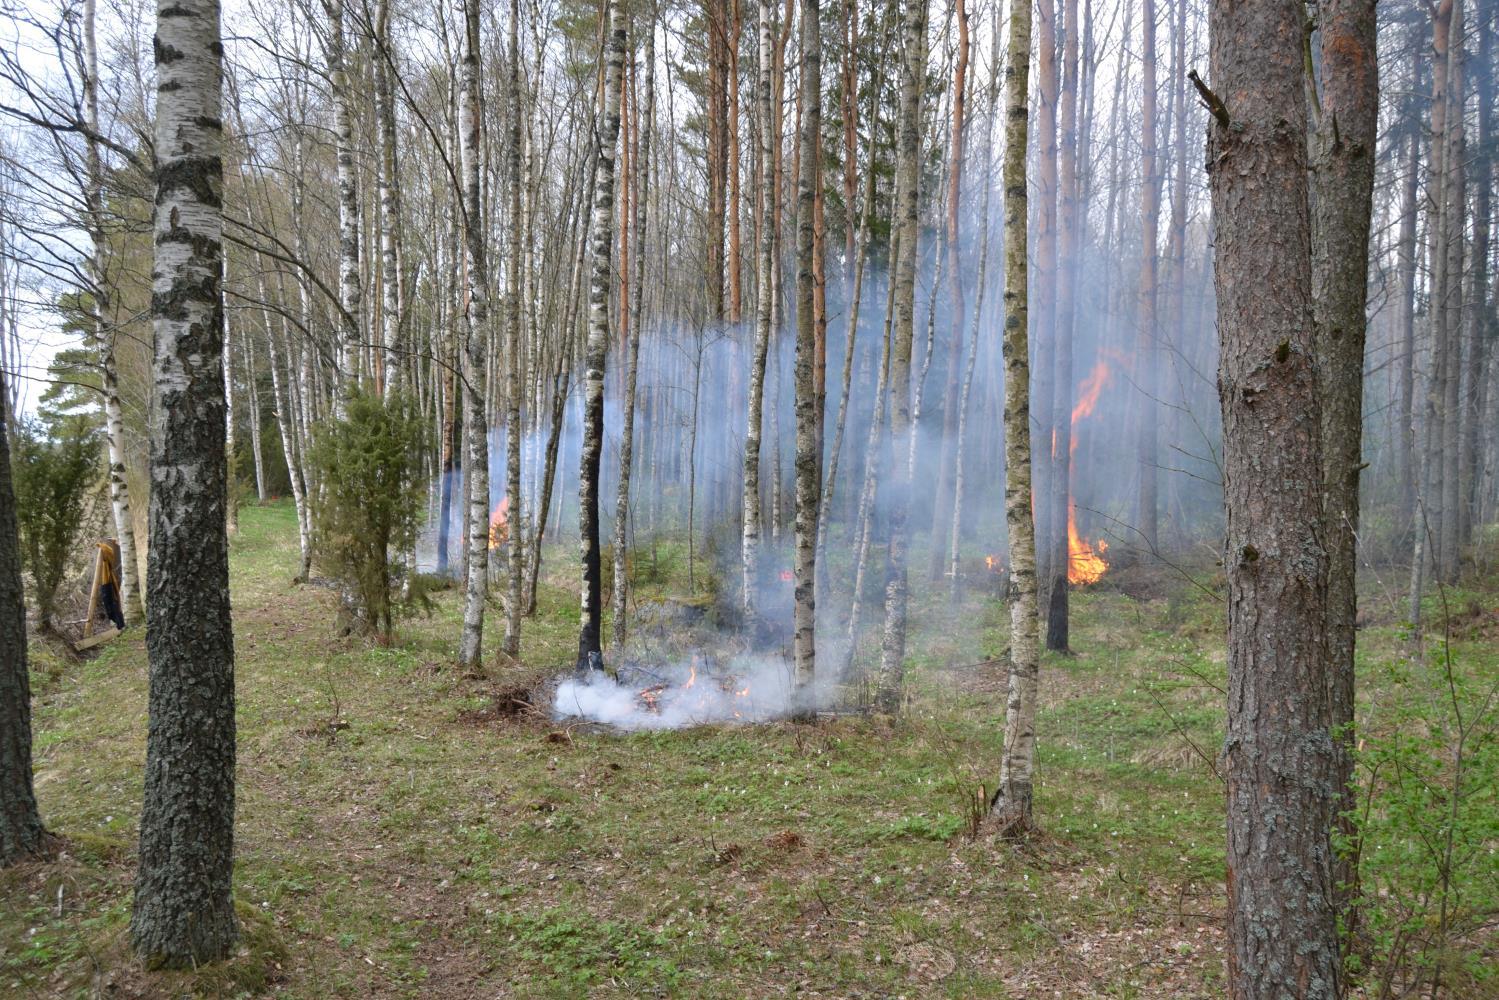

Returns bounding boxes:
[309,391,427,641]
[12,416,101,628]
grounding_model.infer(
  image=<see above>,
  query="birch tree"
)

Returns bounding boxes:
[577,0,625,673]
[791,0,822,714]
[456,0,491,671]
[130,0,238,964]
[991,0,1040,833]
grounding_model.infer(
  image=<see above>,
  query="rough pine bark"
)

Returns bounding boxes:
[992,0,1040,832]
[0,364,46,867]
[1309,0,1376,930]
[130,0,238,964]
[791,0,822,714]
[457,0,491,671]
[875,0,926,713]
[1204,0,1341,991]
[612,8,655,648]
[577,0,625,672]
[742,0,775,620]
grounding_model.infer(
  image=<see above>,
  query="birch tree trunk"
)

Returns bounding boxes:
[742,0,775,620]
[612,9,655,648]
[327,0,362,405]
[577,0,625,672]
[0,364,46,866]
[84,0,144,622]
[223,288,238,535]
[130,0,238,964]
[791,0,822,714]
[992,0,1040,832]
[457,0,491,671]
[243,329,267,500]
[874,0,926,713]
[503,0,525,659]
[1309,0,1376,932]
[374,0,404,396]
[1204,0,1340,989]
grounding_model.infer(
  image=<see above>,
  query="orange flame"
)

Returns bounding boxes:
[488,495,510,550]
[1067,362,1111,586]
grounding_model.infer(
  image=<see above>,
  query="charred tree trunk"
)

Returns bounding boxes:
[577,0,625,672]
[1205,0,1340,990]
[130,0,238,964]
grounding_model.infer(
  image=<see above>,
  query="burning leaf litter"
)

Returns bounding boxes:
[553,654,809,730]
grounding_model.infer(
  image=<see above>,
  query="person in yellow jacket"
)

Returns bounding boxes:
[97,538,125,630]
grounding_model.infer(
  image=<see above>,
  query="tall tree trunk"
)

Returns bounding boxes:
[1395,125,1420,538]
[502,0,526,659]
[243,329,267,501]
[1136,0,1160,553]
[1204,0,1340,990]
[875,0,926,713]
[131,0,238,964]
[1309,0,1376,936]
[1046,0,1079,650]
[0,364,46,866]
[1462,11,1493,547]
[327,0,362,405]
[992,0,1040,832]
[223,282,238,535]
[742,0,776,620]
[1031,0,1059,589]
[1438,0,1465,579]
[612,8,655,647]
[791,0,822,715]
[927,0,970,586]
[84,0,143,622]
[577,0,626,672]
[457,0,491,671]
[374,0,403,396]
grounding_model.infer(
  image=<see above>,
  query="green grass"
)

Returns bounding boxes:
[2,500,1491,997]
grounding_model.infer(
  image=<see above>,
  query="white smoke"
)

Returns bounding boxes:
[553,654,822,730]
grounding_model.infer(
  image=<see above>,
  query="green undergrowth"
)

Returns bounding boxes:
[2,500,1492,997]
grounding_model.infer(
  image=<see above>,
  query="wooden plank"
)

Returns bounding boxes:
[74,627,120,651]
[84,546,104,638]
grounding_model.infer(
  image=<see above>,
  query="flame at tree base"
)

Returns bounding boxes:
[1066,501,1108,585]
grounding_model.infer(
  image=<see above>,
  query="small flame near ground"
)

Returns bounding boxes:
[1064,362,1111,586]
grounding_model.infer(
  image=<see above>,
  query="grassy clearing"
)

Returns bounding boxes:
[1,501,1491,997]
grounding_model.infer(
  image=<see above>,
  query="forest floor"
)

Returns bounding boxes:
[2,500,1495,998]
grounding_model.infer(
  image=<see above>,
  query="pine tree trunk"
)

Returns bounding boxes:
[927,0,970,587]
[874,0,926,713]
[1395,126,1420,538]
[791,0,822,715]
[612,9,655,648]
[0,364,46,867]
[1206,0,1340,989]
[992,0,1040,832]
[130,0,238,964]
[1438,0,1465,579]
[457,0,491,671]
[1309,0,1376,935]
[1136,0,1160,554]
[577,0,625,672]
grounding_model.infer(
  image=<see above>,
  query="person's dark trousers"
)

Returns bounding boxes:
[100,582,125,631]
